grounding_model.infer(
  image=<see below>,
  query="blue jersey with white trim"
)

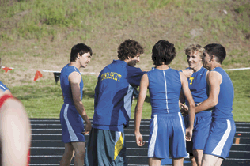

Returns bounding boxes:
[211,67,234,119]
[93,60,145,131]
[60,64,84,105]
[185,67,211,116]
[0,81,9,92]
[147,68,181,115]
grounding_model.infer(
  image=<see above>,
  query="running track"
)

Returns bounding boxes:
[30,119,250,166]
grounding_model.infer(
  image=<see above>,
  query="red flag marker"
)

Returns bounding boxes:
[34,70,43,81]
[2,66,12,73]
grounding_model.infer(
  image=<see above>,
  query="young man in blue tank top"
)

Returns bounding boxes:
[180,44,211,166]
[85,40,146,166]
[134,40,195,166]
[59,43,92,166]
[195,43,236,166]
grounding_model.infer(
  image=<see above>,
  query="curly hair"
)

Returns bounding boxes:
[152,40,176,66]
[118,40,144,60]
[70,43,93,62]
[185,44,204,58]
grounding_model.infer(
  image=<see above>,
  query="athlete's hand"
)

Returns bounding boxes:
[83,122,92,135]
[185,126,193,141]
[134,132,145,146]
[182,69,193,78]
[180,103,188,115]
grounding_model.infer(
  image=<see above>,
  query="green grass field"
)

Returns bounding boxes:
[9,69,250,122]
[1,0,250,121]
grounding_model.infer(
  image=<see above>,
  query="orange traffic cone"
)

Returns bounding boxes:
[2,66,12,73]
[34,70,43,81]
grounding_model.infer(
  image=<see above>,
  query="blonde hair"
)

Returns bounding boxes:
[185,44,204,58]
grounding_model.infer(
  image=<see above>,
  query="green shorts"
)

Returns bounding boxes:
[85,128,127,166]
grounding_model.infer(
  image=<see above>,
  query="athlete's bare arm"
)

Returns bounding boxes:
[69,72,92,134]
[180,72,195,141]
[195,71,222,113]
[0,90,31,166]
[134,74,148,146]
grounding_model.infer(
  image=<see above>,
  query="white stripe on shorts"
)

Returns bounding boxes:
[148,115,158,157]
[178,112,186,149]
[212,119,231,156]
[63,104,79,141]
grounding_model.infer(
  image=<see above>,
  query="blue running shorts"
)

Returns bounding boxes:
[148,112,188,159]
[204,118,236,159]
[184,113,211,153]
[60,104,85,143]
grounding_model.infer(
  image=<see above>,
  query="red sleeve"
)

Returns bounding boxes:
[0,94,14,108]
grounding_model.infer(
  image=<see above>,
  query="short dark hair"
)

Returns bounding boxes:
[152,40,176,66]
[118,39,144,60]
[204,43,226,64]
[70,43,93,62]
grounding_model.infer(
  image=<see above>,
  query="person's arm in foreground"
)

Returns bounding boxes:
[180,72,195,141]
[0,90,31,166]
[69,72,92,134]
[134,74,148,146]
[195,71,221,113]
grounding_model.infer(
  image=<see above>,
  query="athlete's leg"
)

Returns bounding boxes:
[71,142,85,166]
[193,149,203,166]
[149,157,161,166]
[172,157,184,166]
[201,154,221,166]
[60,143,74,166]
[190,156,197,166]
[214,157,223,166]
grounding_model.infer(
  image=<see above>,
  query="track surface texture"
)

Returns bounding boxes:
[30,119,250,166]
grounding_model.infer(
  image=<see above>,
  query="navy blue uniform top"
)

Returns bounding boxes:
[147,68,181,115]
[93,60,145,132]
[0,81,9,92]
[60,64,84,105]
[185,67,211,117]
[211,67,234,120]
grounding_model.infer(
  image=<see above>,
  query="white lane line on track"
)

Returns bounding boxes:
[31,128,150,131]
[32,130,250,134]
[28,164,187,166]
[28,165,148,166]
[31,147,64,149]
[31,124,152,126]
[225,158,250,161]
[31,124,61,126]
[30,147,147,150]
[31,140,149,143]
[29,147,250,153]
[230,150,250,153]
[32,140,62,142]
[29,155,250,161]
[32,134,62,136]
[236,131,250,134]
[30,140,250,145]
[30,120,250,124]
[31,133,149,136]
[235,122,250,125]
[237,126,250,129]
[32,129,61,131]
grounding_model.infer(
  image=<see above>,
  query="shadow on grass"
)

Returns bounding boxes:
[82,91,95,99]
